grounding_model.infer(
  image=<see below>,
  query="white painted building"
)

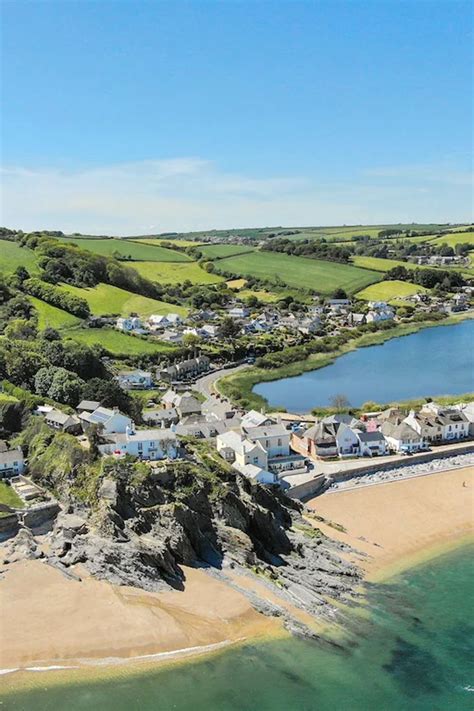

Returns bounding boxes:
[380,421,425,453]
[80,406,133,434]
[0,447,25,478]
[116,369,153,390]
[99,427,178,461]
[241,423,291,458]
[216,430,268,469]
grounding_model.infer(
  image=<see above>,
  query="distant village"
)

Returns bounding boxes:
[111,289,472,346]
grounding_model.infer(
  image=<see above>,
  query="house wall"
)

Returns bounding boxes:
[103,413,133,434]
[248,434,290,458]
[240,445,268,470]
[336,425,360,456]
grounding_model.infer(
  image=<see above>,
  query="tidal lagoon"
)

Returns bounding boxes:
[3,544,473,711]
[254,319,474,412]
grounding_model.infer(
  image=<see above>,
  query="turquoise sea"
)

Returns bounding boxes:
[3,544,474,710]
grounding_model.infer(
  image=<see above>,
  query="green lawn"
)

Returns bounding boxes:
[216,252,382,294]
[60,283,189,318]
[356,280,428,302]
[0,481,24,509]
[197,244,256,260]
[132,260,224,285]
[65,328,177,356]
[0,240,40,275]
[29,296,81,330]
[56,237,192,262]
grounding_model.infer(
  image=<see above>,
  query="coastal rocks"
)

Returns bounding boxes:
[2,526,43,564]
[2,456,364,634]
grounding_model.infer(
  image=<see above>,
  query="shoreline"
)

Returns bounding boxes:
[1,462,472,693]
[307,465,474,583]
[218,311,474,413]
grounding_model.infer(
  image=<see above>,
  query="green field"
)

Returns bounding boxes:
[65,328,177,355]
[352,254,473,275]
[356,280,428,302]
[29,297,81,330]
[130,238,203,247]
[197,244,256,259]
[352,255,419,272]
[0,240,40,275]
[215,252,382,294]
[60,283,188,318]
[132,261,224,285]
[238,289,282,303]
[55,237,192,262]
[430,231,474,248]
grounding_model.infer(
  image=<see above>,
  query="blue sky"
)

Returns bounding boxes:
[1,0,472,234]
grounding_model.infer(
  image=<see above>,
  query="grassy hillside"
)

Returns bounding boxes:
[29,297,81,330]
[197,244,256,259]
[216,251,382,294]
[65,328,177,355]
[132,260,224,285]
[55,237,192,262]
[0,240,40,275]
[61,283,189,318]
[356,280,428,302]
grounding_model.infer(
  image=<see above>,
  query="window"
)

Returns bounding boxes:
[138,442,143,451]
[278,438,282,446]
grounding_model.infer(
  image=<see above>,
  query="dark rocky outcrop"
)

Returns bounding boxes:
[3,450,363,628]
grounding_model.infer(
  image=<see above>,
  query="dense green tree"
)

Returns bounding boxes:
[4,318,37,341]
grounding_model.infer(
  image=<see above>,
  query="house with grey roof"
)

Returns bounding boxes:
[79,406,133,434]
[161,390,202,418]
[116,369,153,390]
[142,407,179,427]
[44,408,81,434]
[77,400,101,414]
[380,421,424,453]
[99,426,179,461]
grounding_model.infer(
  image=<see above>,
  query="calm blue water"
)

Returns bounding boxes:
[254,320,474,412]
[3,545,473,710]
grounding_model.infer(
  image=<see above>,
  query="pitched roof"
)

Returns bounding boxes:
[243,423,288,439]
[381,421,421,441]
[240,410,273,428]
[77,400,100,412]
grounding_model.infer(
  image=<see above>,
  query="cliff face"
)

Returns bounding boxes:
[41,453,362,623]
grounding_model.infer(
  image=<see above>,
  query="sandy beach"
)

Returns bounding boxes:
[1,464,472,675]
[0,560,280,671]
[308,465,474,580]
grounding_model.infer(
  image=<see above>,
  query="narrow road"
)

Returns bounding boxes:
[194,363,249,402]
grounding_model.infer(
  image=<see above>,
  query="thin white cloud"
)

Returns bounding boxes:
[1,158,472,234]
